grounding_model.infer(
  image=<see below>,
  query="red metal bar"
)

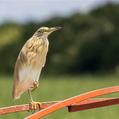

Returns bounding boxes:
[68,98,119,112]
[26,86,119,119]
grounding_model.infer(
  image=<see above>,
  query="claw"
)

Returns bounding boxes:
[28,89,41,112]
[30,101,42,110]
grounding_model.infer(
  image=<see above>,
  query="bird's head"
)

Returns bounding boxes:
[34,26,62,38]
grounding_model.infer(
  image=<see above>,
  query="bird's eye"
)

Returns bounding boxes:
[38,29,48,33]
[38,30,42,33]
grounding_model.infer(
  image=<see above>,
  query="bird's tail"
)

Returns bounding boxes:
[12,94,21,100]
[12,79,34,100]
[12,86,22,100]
[12,81,25,100]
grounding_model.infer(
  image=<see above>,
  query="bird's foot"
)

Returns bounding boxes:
[29,101,42,111]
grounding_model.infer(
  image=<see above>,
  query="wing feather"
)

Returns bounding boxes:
[12,37,49,99]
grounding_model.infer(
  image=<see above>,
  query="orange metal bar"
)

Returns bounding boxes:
[0,102,57,115]
[26,86,119,119]
[0,104,29,115]
[1,98,119,115]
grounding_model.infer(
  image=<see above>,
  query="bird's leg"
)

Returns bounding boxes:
[28,89,41,110]
[28,89,33,102]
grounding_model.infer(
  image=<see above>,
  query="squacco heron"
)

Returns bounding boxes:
[12,26,61,109]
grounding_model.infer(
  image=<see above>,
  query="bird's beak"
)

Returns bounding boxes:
[49,27,62,32]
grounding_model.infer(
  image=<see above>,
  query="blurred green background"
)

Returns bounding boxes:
[1,4,119,74]
[0,0,119,119]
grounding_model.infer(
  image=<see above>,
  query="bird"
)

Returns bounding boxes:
[12,26,62,109]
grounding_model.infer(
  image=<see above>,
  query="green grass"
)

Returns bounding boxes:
[0,74,119,119]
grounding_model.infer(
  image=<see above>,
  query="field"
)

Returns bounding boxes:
[0,74,119,119]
